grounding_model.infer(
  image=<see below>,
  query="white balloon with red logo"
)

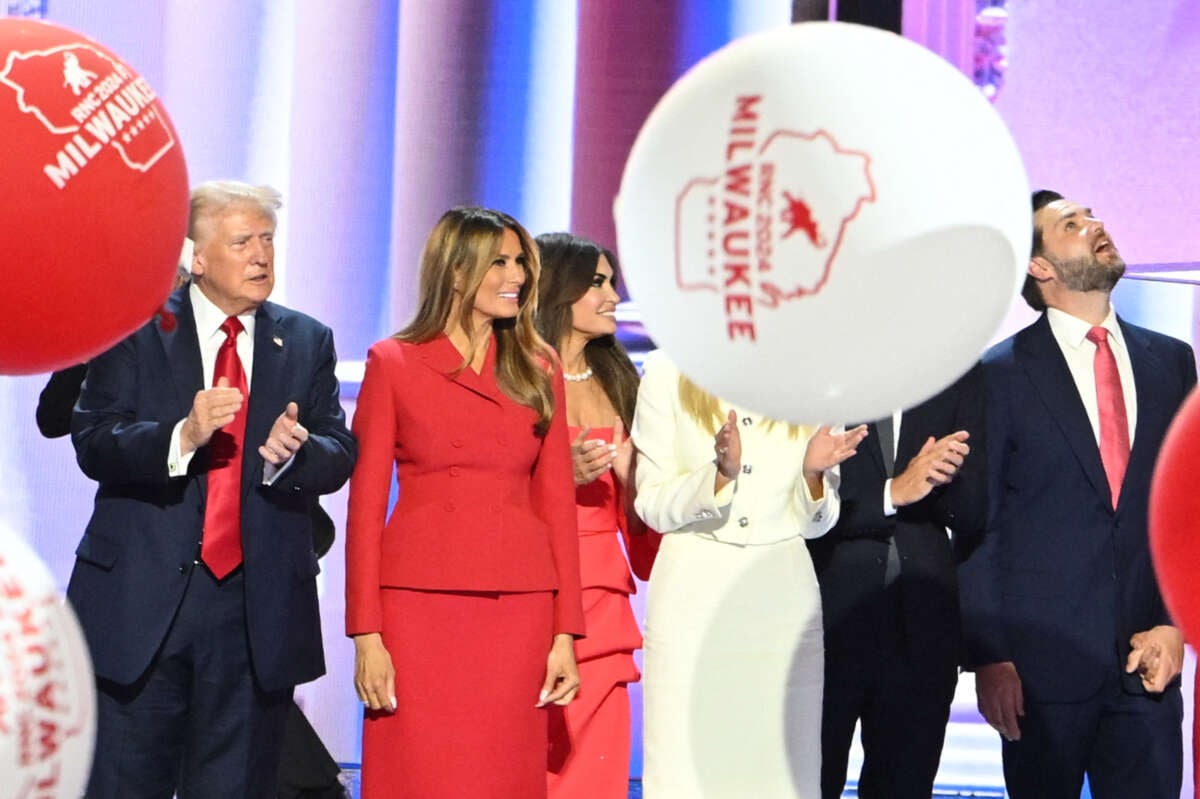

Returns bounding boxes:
[616,21,1029,423]
[0,526,96,799]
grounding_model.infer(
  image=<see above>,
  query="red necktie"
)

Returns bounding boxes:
[1086,326,1130,509]
[202,316,248,578]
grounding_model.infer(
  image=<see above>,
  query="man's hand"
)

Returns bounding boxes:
[890,430,970,507]
[1126,625,1184,693]
[180,377,243,455]
[975,660,1024,741]
[259,402,308,465]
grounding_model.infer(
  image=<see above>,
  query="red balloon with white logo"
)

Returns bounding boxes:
[1149,389,1200,647]
[0,17,187,374]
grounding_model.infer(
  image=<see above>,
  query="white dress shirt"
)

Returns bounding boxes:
[882,408,901,516]
[1046,306,1138,447]
[167,284,289,482]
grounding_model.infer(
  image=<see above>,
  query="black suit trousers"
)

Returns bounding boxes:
[820,581,958,799]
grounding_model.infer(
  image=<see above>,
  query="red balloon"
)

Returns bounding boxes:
[1149,387,1200,646]
[0,18,188,374]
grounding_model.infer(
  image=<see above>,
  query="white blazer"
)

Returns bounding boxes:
[631,350,840,546]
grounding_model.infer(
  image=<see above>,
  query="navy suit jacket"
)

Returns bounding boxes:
[808,364,987,663]
[960,313,1195,702]
[68,286,356,692]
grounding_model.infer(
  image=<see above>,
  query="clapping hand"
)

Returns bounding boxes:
[570,425,616,486]
[713,410,742,480]
[259,401,308,465]
[803,424,868,480]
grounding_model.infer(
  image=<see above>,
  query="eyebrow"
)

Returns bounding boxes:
[1055,207,1092,227]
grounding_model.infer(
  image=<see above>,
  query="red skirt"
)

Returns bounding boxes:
[362,588,554,799]
[547,586,642,798]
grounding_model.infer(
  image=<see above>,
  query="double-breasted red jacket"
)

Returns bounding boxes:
[345,333,584,637]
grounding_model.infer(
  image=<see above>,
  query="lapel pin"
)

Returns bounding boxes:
[273,336,283,349]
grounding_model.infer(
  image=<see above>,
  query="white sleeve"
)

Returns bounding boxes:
[632,353,734,534]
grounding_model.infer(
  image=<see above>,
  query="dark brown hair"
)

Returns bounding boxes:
[534,232,640,429]
[1022,189,1065,311]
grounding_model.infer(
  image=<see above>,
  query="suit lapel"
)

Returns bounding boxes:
[157,286,205,422]
[1016,315,1111,506]
[243,303,287,494]
[418,333,502,403]
[1121,319,1165,506]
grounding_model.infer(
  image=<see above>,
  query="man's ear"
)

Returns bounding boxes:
[1028,255,1053,282]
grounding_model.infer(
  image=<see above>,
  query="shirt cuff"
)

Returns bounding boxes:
[262,454,296,486]
[882,478,897,516]
[168,419,195,477]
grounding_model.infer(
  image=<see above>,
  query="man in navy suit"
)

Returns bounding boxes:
[960,190,1195,798]
[810,366,986,799]
[69,181,356,798]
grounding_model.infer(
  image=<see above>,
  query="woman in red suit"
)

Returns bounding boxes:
[535,233,659,797]
[345,207,584,798]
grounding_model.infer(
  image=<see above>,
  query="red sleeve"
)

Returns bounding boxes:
[344,342,396,636]
[616,482,661,582]
[532,363,585,635]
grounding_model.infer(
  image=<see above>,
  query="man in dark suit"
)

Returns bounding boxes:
[959,190,1195,798]
[809,367,985,799]
[69,180,356,798]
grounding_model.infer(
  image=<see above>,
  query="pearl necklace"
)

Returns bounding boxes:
[563,367,593,383]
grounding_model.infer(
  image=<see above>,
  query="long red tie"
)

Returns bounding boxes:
[1086,326,1130,509]
[202,316,247,578]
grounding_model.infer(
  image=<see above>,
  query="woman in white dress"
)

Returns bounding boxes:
[632,351,867,798]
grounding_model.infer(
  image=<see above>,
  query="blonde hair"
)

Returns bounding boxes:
[399,207,555,434]
[677,373,807,439]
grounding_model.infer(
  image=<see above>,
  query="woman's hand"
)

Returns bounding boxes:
[803,424,868,483]
[571,425,616,486]
[353,632,396,713]
[713,410,742,491]
[611,416,634,486]
[537,633,580,707]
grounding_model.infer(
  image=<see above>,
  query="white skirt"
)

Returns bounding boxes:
[641,532,824,798]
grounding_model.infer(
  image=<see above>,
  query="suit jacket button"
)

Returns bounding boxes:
[741,464,752,474]
[449,466,461,477]
[741,416,753,426]
[452,439,464,448]
[738,516,749,527]
[291,485,303,493]
[443,501,455,512]
[178,563,189,574]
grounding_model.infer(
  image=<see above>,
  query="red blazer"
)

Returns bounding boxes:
[345,333,584,637]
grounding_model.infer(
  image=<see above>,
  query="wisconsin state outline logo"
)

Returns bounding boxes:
[674,95,875,341]
[0,43,176,189]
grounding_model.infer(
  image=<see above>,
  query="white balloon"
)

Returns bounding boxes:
[616,21,1029,423]
[0,527,95,799]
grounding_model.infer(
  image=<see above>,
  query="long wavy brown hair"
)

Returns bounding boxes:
[397,207,555,434]
[534,232,640,430]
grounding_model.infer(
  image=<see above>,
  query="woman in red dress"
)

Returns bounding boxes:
[535,233,659,797]
[345,208,584,798]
